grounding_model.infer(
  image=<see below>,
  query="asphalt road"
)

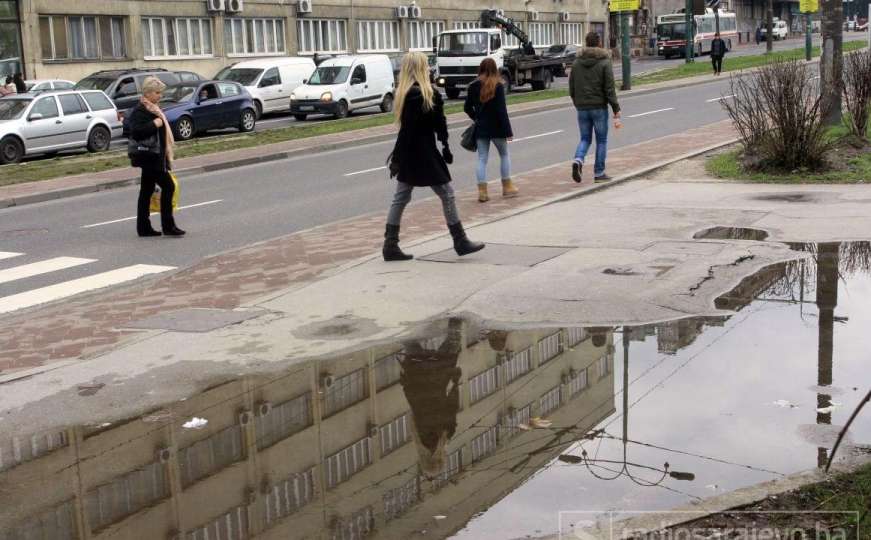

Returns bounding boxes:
[0,75,738,307]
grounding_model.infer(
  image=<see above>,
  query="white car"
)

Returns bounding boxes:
[25,79,75,92]
[0,90,122,164]
[761,20,789,40]
[217,57,315,118]
[290,55,395,120]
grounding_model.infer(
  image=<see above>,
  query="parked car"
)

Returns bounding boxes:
[543,44,578,76]
[0,89,122,164]
[760,19,789,40]
[216,57,315,119]
[25,79,75,92]
[127,80,258,141]
[75,68,203,114]
[290,54,395,120]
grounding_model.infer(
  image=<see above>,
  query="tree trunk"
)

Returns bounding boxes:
[820,0,844,125]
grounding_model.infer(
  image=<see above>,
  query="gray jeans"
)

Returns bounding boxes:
[387,181,460,227]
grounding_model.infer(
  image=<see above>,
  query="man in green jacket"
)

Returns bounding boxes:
[568,32,622,183]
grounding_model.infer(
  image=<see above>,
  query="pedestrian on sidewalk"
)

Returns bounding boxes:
[755,25,762,45]
[383,52,484,261]
[710,33,727,76]
[569,31,622,184]
[127,76,185,237]
[12,73,26,94]
[464,58,517,203]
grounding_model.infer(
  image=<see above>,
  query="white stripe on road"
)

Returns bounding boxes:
[0,252,23,261]
[81,200,224,228]
[0,257,96,285]
[626,108,675,118]
[510,130,564,143]
[707,95,736,103]
[344,166,388,177]
[0,264,176,314]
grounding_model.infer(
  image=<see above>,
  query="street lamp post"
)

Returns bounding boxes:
[621,11,632,90]
[685,0,695,61]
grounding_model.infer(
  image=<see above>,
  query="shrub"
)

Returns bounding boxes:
[722,59,832,171]
[842,50,871,143]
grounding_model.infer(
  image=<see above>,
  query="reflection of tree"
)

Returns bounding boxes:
[815,243,839,468]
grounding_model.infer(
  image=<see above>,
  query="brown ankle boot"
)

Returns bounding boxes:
[478,184,489,203]
[501,178,519,198]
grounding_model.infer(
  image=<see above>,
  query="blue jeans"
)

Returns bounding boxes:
[574,108,609,177]
[476,137,511,184]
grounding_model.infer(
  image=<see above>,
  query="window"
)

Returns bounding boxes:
[501,403,532,439]
[490,34,502,51]
[0,429,69,472]
[597,355,612,379]
[263,467,316,527]
[503,347,532,384]
[539,385,561,416]
[567,327,588,347]
[529,22,555,47]
[374,352,402,390]
[30,97,59,119]
[538,332,563,365]
[380,413,410,455]
[186,506,249,540]
[58,94,87,115]
[567,367,589,398]
[432,448,462,489]
[2,500,77,540]
[218,82,242,97]
[297,19,348,54]
[143,17,213,58]
[409,20,445,50]
[225,18,285,55]
[178,424,244,487]
[260,67,281,88]
[323,368,367,417]
[332,507,374,540]
[255,393,312,450]
[470,426,499,462]
[561,22,585,45]
[325,437,372,489]
[41,15,124,60]
[55,81,75,90]
[469,366,499,403]
[84,461,169,532]
[197,84,218,100]
[357,20,399,52]
[452,22,522,49]
[351,65,366,84]
[115,78,137,99]
[383,476,420,522]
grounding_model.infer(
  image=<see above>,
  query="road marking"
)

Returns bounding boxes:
[707,95,736,103]
[81,200,223,228]
[0,252,23,261]
[510,130,564,142]
[0,257,96,285]
[0,264,176,314]
[344,166,388,177]
[626,108,675,118]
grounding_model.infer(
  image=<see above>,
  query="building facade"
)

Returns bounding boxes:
[8,0,610,82]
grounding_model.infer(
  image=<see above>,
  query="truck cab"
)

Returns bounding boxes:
[434,29,505,99]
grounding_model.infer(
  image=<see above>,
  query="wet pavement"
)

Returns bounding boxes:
[1,242,869,539]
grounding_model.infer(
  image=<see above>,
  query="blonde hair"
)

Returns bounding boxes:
[141,76,166,96]
[394,52,434,124]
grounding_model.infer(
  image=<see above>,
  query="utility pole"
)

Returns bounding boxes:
[621,10,631,90]
[820,0,845,124]
[685,0,695,61]
[766,0,774,53]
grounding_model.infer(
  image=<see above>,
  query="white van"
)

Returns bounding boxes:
[217,57,315,118]
[290,55,395,120]
[761,19,789,40]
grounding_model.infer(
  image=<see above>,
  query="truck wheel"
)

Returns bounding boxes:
[445,87,461,100]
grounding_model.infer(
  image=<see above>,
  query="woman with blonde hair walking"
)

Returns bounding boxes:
[383,52,483,261]
[127,76,185,237]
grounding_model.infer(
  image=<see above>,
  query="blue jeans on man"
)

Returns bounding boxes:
[573,108,609,179]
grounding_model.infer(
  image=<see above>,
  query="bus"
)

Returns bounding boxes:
[656,9,738,59]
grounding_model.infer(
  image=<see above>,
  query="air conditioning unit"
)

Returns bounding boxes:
[561,11,571,21]
[239,411,254,426]
[257,402,272,417]
[298,0,313,14]
[560,373,571,385]
[528,9,540,21]
[206,0,225,12]
[410,5,422,18]
[156,447,172,463]
[395,5,409,18]
[368,423,379,438]
[320,373,335,389]
[226,0,243,12]
[569,368,578,378]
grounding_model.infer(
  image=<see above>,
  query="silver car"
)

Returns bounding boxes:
[0,89,122,164]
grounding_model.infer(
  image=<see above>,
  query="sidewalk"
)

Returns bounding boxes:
[0,119,738,375]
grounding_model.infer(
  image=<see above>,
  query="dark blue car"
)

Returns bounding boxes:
[156,80,256,141]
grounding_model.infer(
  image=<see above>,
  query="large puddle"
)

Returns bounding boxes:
[1,243,870,540]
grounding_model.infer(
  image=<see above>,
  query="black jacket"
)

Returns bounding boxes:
[390,85,451,187]
[569,47,621,114]
[127,103,168,171]
[711,38,728,57]
[464,80,514,139]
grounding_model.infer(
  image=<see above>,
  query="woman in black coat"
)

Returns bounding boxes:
[384,52,484,261]
[464,58,516,203]
[127,76,185,237]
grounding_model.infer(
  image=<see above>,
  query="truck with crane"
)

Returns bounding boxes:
[433,9,571,99]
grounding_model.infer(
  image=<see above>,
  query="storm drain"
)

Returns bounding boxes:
[123,308,267,333]
[693,226,769,241]
[419,243,573,267]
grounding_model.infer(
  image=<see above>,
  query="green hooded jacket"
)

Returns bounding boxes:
[569,47,621,114]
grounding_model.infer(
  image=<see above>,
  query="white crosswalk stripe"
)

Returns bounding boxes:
[0,253,175,315]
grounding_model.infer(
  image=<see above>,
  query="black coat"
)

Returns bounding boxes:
[711,38,728,57]
[128,103,169,171]
[390,85,451,187]
[464,80,513,139]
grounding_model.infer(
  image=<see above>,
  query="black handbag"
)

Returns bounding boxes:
[460,122,477,152]
[128,132,161,160]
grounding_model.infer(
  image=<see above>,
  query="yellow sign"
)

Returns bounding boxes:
[800,0,818,12]
[610,0,640,12]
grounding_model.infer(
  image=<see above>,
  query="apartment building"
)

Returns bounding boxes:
[0,323,615,540]
[6,0,610,82]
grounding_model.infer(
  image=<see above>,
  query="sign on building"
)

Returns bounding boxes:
[609,0,641,12]
[800,0,819,12]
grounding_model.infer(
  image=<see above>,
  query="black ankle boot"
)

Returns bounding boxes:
[383,224,413,261]
[448,222,485,256]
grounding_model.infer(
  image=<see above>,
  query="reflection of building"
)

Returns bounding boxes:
[0,323,615,540]
[0,1,23,78]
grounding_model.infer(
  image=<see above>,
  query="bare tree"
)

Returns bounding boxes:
[843,50,871,142]
[819,0,845,125]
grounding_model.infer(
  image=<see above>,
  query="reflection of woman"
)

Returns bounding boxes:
[400,318,463,478]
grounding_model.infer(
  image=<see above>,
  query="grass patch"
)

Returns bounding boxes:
[634,40,867,86]
[707,144,871,184]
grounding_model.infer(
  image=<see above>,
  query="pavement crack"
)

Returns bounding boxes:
[688,253,756,295]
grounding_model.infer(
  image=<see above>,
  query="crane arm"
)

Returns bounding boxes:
[480,9,535,52]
